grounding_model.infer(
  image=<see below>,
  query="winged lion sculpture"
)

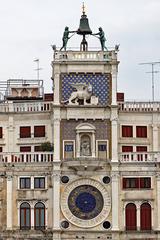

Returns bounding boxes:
[63,83,93,105]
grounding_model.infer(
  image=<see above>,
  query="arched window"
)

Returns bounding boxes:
[34,202,45,230]
[125,203,137,230]
[20,202,31,230]
[140,203,151,230]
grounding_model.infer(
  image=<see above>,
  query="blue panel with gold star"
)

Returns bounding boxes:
[61,73,110,105]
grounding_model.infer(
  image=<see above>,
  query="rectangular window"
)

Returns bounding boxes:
[63,140,74,159]
[34,177,45,189]
[123,177,151,189]
[20,126,31,138]
[123,178,139,189]
[20,146,31,152]
[97,141,108,159]
[122,125,133,137]
[34,126,45,138]
[0,127,3,138]
[122,146,133,161]
[117,92,124,102]
[20,178,31,189]
[64,144,73,152]
[136,146,147,161]
[34,145,42,152]
[136,126,147,138]
[136,146,147,152]
[122,146,133,152]
[140,177,151,189]
[98,144,107,151]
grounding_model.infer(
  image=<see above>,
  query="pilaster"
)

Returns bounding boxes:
[111,170,119,231]
[7,115,14,152]
[52,167,61,230]
[111,107,118,162]
[31,206,34,229]
[76,133,80,158]
[152,125,159,152]
[53,108,61,161]
[111,64,118,106]
[53,65,60,105]
[156,174,160,230]
[92,132,96,157]
[6,174,13,230]
[136,202,140,231]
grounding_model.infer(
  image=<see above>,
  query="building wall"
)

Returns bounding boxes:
[0,49,159,240]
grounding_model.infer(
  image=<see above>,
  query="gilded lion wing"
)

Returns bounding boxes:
[69,83,87,91]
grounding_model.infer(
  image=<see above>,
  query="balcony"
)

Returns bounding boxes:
[62,157,109,173]
[119,152,160,163]
[0,101,52,113]
[0,151,158,164]
[119,101,160,112]
[0,152,53,163]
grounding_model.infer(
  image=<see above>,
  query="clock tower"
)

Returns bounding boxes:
[51,7,119,240]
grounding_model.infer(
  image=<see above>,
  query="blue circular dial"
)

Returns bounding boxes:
[68,185,104,220]
[75,192,96,213]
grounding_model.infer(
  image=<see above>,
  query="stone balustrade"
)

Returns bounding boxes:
[119,151,160,162]
[54,50,117,62]
[0,101,52,113]
[0,152,53,163]
[119,101,160,112]
[0,151,159,163]
[0,103,9,112]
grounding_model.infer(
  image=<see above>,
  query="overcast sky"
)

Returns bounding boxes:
[0,0,160,100]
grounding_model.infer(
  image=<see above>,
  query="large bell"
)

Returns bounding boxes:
[77,12,92,35]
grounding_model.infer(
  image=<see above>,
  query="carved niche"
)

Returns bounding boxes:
[76,123,96,158]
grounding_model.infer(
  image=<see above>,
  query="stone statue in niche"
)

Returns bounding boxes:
[62,83,98,105]
[80,138,91,156]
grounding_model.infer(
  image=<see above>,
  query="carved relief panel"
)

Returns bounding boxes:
[61,73,111,106]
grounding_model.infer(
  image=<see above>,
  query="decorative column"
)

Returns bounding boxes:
[152,125,159,152]
[76,132,80,157]
[111,64,118,106]
[92,132,96,157]
[52,106,61,237]
[111,171,119,230]
[111,118,118,162]
[156,174,160,230]
[31,204,34,229]
[52,169,61,230]
[136,202,140,231]
[6,174,13,230]
[53,108,61,161]
[111,101,118,162]
[52,65,60,105]
[7,115,14,152]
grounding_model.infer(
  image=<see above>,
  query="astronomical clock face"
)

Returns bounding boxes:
[61,179,111,228]
[68,185,104,220]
